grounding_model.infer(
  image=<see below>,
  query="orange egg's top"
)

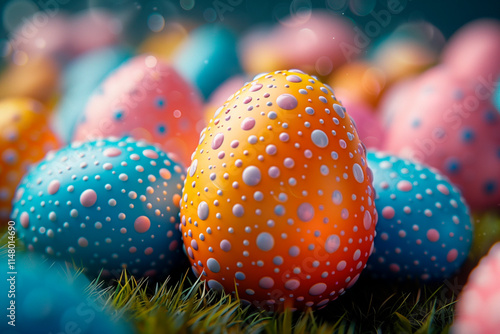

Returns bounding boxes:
[180,70,377,311]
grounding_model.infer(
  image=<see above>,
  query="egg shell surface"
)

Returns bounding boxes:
[383,66,500,210]
[180,70,377,311]
[0,254,133,334]
[11,137,187,279]
[452,243,500,334]
[0,98,60,221]
[73,55,205,167]
[366,151,473,281]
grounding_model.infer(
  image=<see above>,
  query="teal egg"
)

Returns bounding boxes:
[53,47,132,143]
[0,254,134,334]
[172,25,241,99]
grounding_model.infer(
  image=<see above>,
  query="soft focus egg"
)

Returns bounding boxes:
[240,11,355,77]
[11,137,187,279]
[0,254,133,334]
[172,25,242,99]
[377,77,415,130]
[328,62,387,108]
[452,243,500,333]
[366,151,472,281]
[341,100,385,149]
[73,55,205,167]
[138,21,190,60]
[442,19,500,80]
[180,70,377,311]
[383,66,500,210]
[0,98,60,221]
[0,56,60,103]
[53,47,131,143]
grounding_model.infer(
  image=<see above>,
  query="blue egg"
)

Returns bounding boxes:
[53,47,132,143]
[11,137,187,279]
[172,25,242,99]
[0,254,133,334]
[366,151,473,281]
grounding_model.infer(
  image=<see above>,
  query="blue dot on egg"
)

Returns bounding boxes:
[113,110,124,121]
[461,128,475,143]
[484,181,497,194]
[155,96,166,109]
[446,158,461,174]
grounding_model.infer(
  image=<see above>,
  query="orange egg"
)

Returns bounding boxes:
[180,70,377,311]
[0,98,60,220]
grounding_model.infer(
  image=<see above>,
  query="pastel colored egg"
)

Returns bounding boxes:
[172,25,242,99]
[52,47,132,143]
[240,11,355,78]
[11,137,187,279]
[73,55,205,167]
[69,9,122,56]
[340,100,385,149]
[0,254,133,334]
[452,243,500,333]
[442,19,500,80]
[0,98,60,221]
[180,70,377,311]
[0,56,60,103]
[366,151,473,281]
[383,66,500,210]
[328,62,387,108]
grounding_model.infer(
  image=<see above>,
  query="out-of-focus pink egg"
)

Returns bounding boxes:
[442,19,500,79]
[240,11,355,77]
[69,9,121,56]
[377,77,416,129]
[384,66,500,210]
[73,55,205,166]
[453,243,500,334]
[340,99,385,149]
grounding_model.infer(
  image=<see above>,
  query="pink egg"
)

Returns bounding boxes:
[339,98,385,149]
[69,9,121,56]
[383,65,500,210]
[442,19,500,79]
[377,77,416,129]
[73,55,205,166]
[240,11,355,76]
[453,243,500,333]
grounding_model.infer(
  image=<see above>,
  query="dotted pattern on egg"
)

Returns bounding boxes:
[366,151,473,281]
[180,70,377,310]
[0,98,60,221]
[11,137,186,279]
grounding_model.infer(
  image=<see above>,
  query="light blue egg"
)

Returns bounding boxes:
[172,25,241,99]
[53,47,132,143]
[11,137,187,280]
[366,151,473,281]
[0,254,133,334]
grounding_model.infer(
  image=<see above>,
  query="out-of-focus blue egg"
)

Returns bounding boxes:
[172,25,241,99]
[52,47,132,143]
[0,254,133,334]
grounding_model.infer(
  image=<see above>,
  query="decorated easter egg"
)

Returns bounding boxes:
[328,62,387,108]
[452,243,500,333]
[53,46,131,143]
[73,55,205,167]
[11,137,187,279]
[384,66,500,210]
[180,70,377,311]
[240,11,355,77]
[172,25,241,99]
[366,151,473,281]
[0,56,60,103]
[0,254,133,334]
[0,98,60,221]
[442,19,500,80]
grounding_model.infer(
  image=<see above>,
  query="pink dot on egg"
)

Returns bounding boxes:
[144,247,154,255]
[103,147,122,157]
[277,94,298,110]
[212,133,224,149]
[129,247,137,253]
[134,216,151,233]
[243,96,252,104]
[78,237,88,247]
[20,212,29,228]
[389,263,400,272]
[241,117,256,130]
[143,149,159,159]
[159,168,171,180]
[47,180,60,195]
[382,206,395,219]
[169,240,179,251]
[286,75,302,83]
[426,229,440,242]
[80,189,97,207]
[397,180,413,192]
[447,249,458,262]
[249,84,263,92]
[437,184,450,195]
